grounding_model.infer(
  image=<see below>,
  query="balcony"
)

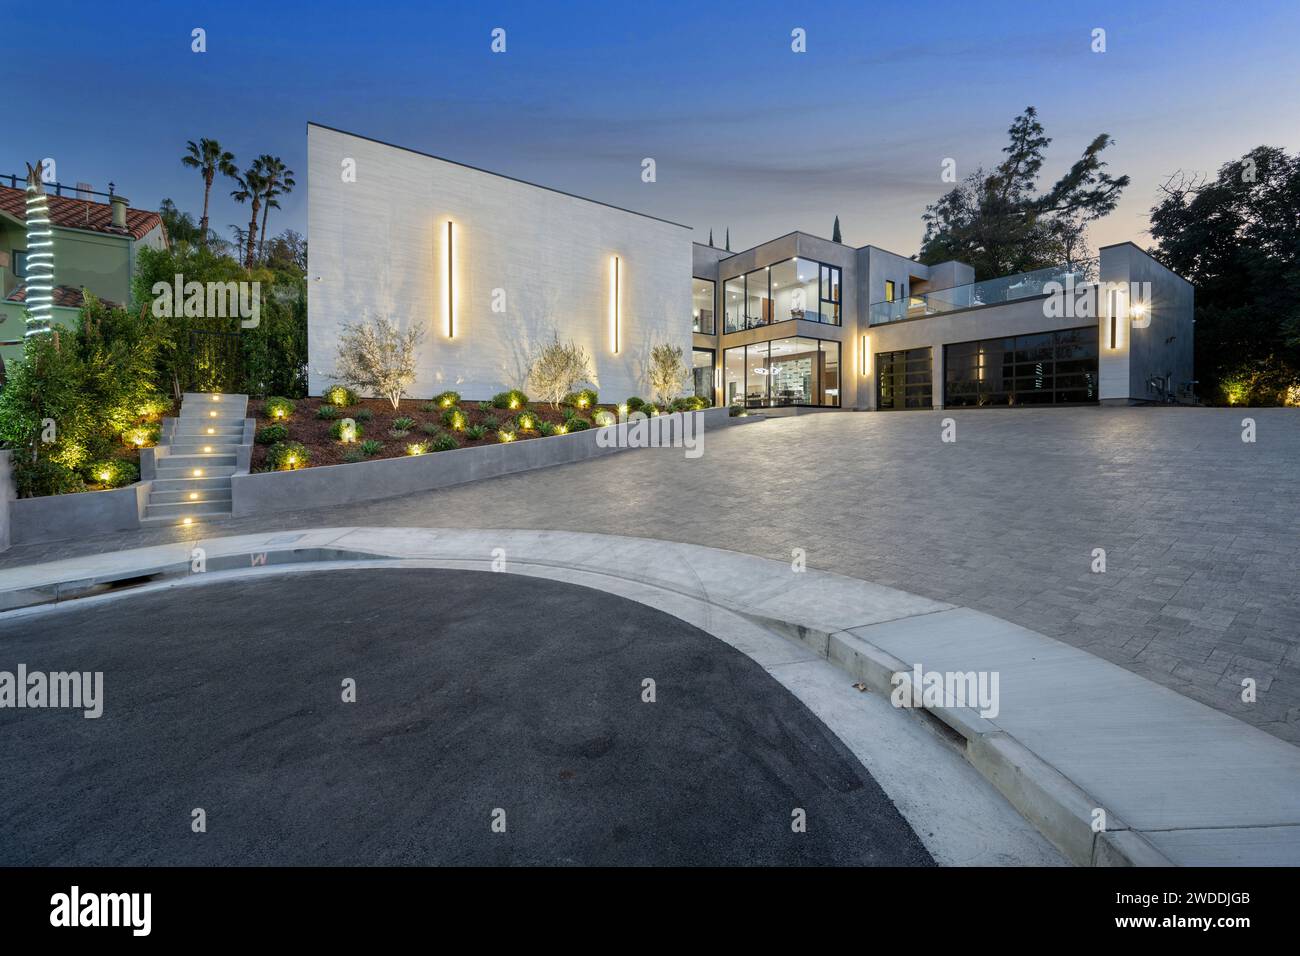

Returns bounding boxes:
[868,260,1097,326]
[724,307,840,334]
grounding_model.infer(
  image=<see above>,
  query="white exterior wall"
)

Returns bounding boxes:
[307,124,692,401]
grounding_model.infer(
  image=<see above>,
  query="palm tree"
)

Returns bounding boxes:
[254,155,295,262]
[230,164,269,269]
[181,139,237,244]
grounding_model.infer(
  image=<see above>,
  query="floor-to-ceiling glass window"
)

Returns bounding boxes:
[722,337,841,408]
[771,259,821,323]
[876,348,933,410]
[820,264,842,325]
[723,276,744,333]
[692,278,715,334]
[746,267,771,328]
[691,348,715,405]
[943,326,1098,407]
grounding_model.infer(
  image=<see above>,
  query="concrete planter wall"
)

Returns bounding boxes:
[0,451,12,552]
[232,406,735,517]
[8,480,150,546]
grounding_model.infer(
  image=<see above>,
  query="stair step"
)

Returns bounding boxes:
[163,452,237,464]
[145,500,233,519]
[179,415,246,425]
[169,443,241,455]
[150,476,233,492]
[149,488,233,505]
[174,427,245,439]
[157,464,237,478]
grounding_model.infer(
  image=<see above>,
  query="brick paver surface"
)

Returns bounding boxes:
[6,406,1298,743]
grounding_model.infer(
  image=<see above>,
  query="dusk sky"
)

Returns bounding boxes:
[5,0,1299,257]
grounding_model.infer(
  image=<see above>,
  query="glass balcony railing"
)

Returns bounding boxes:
[868,260,1097,326]
[723,308,840,333]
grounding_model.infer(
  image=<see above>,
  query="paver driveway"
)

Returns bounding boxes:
[4,406,1298,743]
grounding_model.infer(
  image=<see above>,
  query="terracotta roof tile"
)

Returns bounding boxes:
[0,184,163,241]
[4,282,118,309]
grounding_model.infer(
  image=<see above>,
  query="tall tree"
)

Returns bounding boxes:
[918,107,1128,279]
[708,228,714,246]
[230,163,270,269]
[1149,146,1300,401]
[254,155,296,262]
[832,215,842,243]
[181,139,237,244]
[725,228,730,252]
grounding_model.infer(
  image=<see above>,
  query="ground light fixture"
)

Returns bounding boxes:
[192,469,203,476]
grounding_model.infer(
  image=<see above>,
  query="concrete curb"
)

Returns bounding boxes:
[755,615,1173,866]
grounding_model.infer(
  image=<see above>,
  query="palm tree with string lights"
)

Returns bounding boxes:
[181,138,238,245]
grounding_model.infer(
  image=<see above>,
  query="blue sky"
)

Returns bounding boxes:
[5,0,1299,256]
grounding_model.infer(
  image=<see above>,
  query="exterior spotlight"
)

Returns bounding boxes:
[192,468,203,476]
[207,427,215,434]
[182,517,193,526]
[189,493,199,500]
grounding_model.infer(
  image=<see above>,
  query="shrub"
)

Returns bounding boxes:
[440,408,468,430]
[405,442,428,456]
[728,404,747,417]
[265,396,296,420]
[671,396,706,412]
[497,429,517,443]
[392,416,416,431]
[322,385,358,407]
[266,441,309,470]
[481,415,499,430]
[538,421,557,436]
[85,459,139,489]
[491,389,529,410]
[562,407,579,421]
[477,401,492,411]
[13,457,86,498]
[465,424,487,440]
[343,450,365,463]
[640,404,660,417]
[592,409,617,427]
[432,390,461,408]
[124,421,162,448]
[353,407,374,422]
[329,419,362,442]
[566,417,591,432]
[430,433,459,452]
[359,439,383,456]
[527,336,595,408]
[563,388,598,409]
[256,423,288,445]
[332,316,425,410]
[516,411,538,431]
[625,396,645,412]
[316,404,340,420]
[419,421,442,436]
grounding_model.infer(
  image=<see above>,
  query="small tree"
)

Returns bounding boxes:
[528,337,594,408]
[333,317,424,410]
[648,343,688,405]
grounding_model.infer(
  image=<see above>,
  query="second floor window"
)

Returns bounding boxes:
[12,250,27,278]
[692,277,715,334]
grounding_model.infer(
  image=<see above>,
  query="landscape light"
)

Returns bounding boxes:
[192,469,203,476]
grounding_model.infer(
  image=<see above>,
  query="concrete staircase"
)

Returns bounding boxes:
[143,392,250,525]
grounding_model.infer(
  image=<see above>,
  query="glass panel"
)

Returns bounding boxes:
[691,349,714,405]
[692,278,715,334]
[723,346,746,407]
[819,340,840,406]
[745,341,769,406]
[745,268,770,329]
[767,337,816,406]
[877,348,932,410]
[723,276,744,333]
[869,258,1099,325]
[943,327,1099,407]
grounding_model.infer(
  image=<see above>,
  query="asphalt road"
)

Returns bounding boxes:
[0,568,933,866]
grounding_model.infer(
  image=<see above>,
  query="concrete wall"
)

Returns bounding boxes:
[0,450,12,552]
[1099,242,1195,404]
[308,124,693,403]
[8,482,149,546]
[233,407,734,517]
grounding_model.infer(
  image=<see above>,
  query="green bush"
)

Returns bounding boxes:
[640,403,660,417]
[353,407,374,422]
[491,389,529,409]
[563,388,599,409]
[431,433,459,452]
[343,450,365,463]
[322,385,358,407]
[84,459,139,489]
[440,408,468,430]
[256,423,288,445]
[465,424,488,440]
[477,401,493,412]
[264,396,296,420]
[625,396,645,412]
[266,441,309,470]
[481,415,499,430]
[419,421,442,436]
[566,417,591,432]
[392,416,415,431]
[315,404,340,420]
[432,390,462,408]
[728,404,747,417]
[329,419,362,441]
[515,411,539,431]
[592,409,617,427]
[13,457,86,498]
[538,421,557,436]
[562,407,579,421]
[359,439,383,456]
[671,396,706,412]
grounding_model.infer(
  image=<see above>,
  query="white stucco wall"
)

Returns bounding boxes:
[307,124,693,401]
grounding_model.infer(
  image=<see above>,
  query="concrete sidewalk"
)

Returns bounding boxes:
[3,525,1298,866]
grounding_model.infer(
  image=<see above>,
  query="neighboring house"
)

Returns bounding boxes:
[0,178,167,370]
[309,123,1195,409]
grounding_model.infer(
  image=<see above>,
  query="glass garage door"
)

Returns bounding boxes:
[944,326,1099,407]
[876,347,933,410]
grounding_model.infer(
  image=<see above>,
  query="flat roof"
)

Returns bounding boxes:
[308,122,693,231]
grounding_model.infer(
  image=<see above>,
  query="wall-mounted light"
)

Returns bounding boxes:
[445,220,456,338]
[860,335,870,376]
[609,255,621,353]
[1108,285,1123,350]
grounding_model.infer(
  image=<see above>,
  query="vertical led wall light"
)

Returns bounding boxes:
[24,162,54,338]
[860,334,870,376]
[609,255,621,353]
[445,220,455,338]
[1108,285,1121,349]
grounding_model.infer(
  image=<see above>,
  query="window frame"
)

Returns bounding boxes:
[722,333,842,409]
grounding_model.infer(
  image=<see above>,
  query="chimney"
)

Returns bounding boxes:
[109,194,128,233]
